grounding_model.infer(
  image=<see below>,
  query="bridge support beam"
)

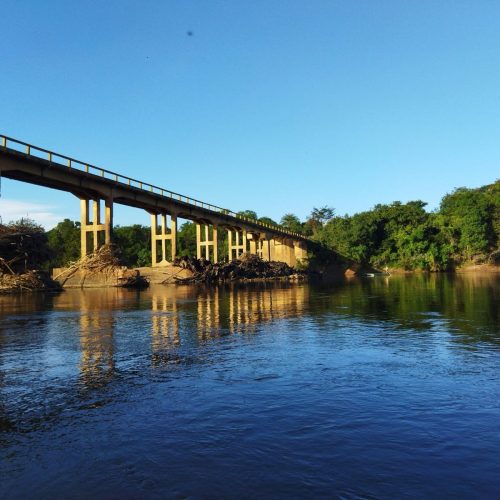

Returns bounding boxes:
[294,240,308,264]
[196,223,218,262]
[228,229,247,260]
[247,232,267,259]
[80,198,113,257]
[151,213,177,266]
[270,238,297,267]
[261,238,271,261]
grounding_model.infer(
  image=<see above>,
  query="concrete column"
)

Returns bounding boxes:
[262,239,271,261]
[228,229,233,260]
[150,212,177,266]
[196,223,202,259]
[196,223,218,263]
[294,241,307,263]
[92,200,100,250]
[80,199,88,257]
[80,198,112,257]
[270,238,280,262]
[270,238,296,266]
[242,231,247,255]
[171,216,177,260]
[286,239,297,267]
[228,229,246,260]
[213,226,218,263]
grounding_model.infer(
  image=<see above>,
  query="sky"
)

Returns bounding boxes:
[1,0,499,228]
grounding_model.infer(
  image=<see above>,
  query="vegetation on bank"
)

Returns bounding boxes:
[1,180,498,272]
[308,180,500,271]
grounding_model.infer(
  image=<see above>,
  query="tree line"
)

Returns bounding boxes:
[293,180,499,271]
[4,179,498,271]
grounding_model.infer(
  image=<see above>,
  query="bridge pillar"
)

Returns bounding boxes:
[228,229,247,260]
[196,223,218,262]
[151,213,177,266]
[80,198,113,257]
[294,240,308,264]
[246,232,266,259]
[247,232,257,255]
[269,238,278,261]
[261,238,271,261]
[271,238,296,267]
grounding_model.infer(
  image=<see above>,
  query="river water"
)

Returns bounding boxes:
[0,274,499,498]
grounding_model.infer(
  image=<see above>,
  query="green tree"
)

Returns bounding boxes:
[280,213,303,233]
[177,221,196,257]
[440,188,491,261]
[310,206,335,225]
[47,219,81,267]
[113,224,151,267]
[258,216,278,226]
[237,210,258,220]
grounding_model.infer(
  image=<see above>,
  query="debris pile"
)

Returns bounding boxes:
[0,270,61,293]
[172,254,302,284]
[0,220,52,273]
[54,244,149,288]
[0,220,61,293]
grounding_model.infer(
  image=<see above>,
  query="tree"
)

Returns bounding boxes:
[47,219,81,267]
[237,210,258,220]
[113,224,151,267]
[440,188,491,261]
[258,216,278,226]
[1,218,53,271]
[310,206,335,225]
[280,213,303,233]
[177,221,196,257]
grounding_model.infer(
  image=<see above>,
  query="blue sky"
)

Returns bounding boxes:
[1,0,499,228]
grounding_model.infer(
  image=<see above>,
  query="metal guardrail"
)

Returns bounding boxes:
[0,134,305,239]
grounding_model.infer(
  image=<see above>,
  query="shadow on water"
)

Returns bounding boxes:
[0,274,498,436]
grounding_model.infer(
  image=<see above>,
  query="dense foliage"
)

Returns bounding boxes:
[307,181,500,270]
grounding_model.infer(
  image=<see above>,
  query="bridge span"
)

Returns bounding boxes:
[0,135,308,267]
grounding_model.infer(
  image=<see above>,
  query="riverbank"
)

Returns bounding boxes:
[381,263,500,275]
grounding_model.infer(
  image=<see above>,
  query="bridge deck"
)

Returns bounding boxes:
[0,135,306,240]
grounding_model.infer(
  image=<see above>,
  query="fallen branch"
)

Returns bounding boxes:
[173,254,301,284]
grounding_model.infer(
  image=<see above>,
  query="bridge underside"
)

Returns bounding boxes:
[0,147,308,267]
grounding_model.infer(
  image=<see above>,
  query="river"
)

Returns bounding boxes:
[1,274,499,498]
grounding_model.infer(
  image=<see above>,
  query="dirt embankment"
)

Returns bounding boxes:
[456,263,500,273]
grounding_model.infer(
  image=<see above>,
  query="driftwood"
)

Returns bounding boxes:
[53,244,122,280]
[0,270,62,293]
[0,222,61,292]
[0,222,52,272]
[55,244,149,288]
[172,254,300,284]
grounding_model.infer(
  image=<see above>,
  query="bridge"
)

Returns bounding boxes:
[0,135,309,267]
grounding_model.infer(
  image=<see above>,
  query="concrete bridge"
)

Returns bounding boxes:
[0,135,309,267]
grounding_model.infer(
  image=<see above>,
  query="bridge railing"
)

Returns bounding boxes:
[0,134,306,239]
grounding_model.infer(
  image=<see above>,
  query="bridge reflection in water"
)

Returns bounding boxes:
[55,284,308,385]
[78,295,116,389]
